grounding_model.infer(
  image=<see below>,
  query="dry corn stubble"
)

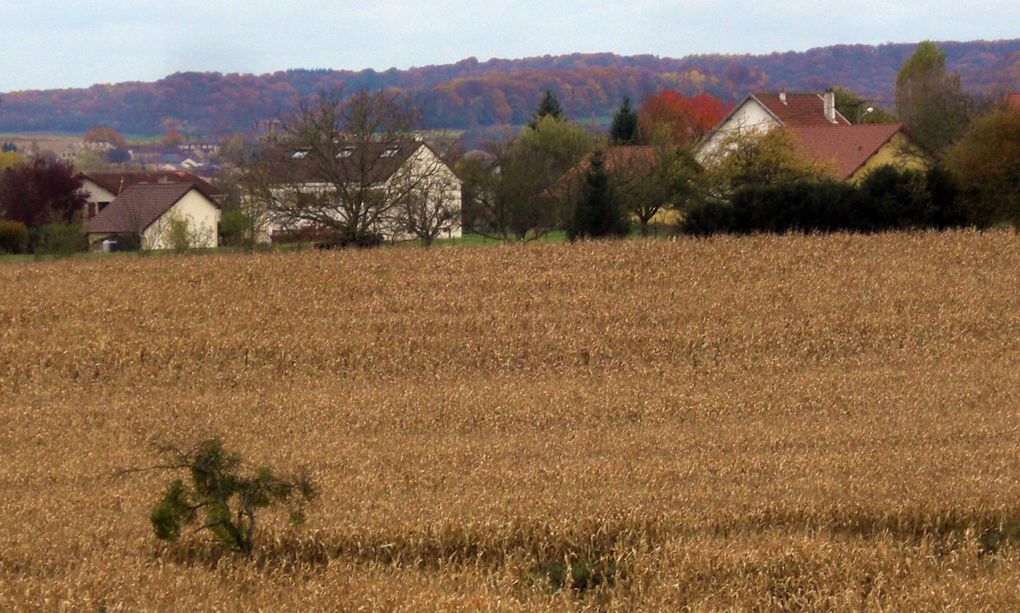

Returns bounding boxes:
[1,230,1020,610]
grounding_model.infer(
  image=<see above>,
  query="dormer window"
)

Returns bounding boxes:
[336,147,354,159]
[381,146,400,158]
[291,149,309,160]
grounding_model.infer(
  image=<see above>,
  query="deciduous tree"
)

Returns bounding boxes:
[895,41,973,156]
[245,90,449,245]
[639,91,729,145]
[83,126,127,149]
[612,145,700,235]
[834,87,897,124]
[700,127,831,199]
[947,108,1020,228]
[0,157,86,229]
[472,116,592,241]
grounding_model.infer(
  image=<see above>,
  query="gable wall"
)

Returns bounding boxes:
[697,98,780,162]
[80,178,118,219]
[849,133,927,183]
[141,190,220,250]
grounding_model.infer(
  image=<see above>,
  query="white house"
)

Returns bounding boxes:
[697,90,852,161]
[263,140,462,242]
[696,90,924,183]
[84,182,221,250]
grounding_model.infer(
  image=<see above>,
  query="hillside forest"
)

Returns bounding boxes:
[2,39,1020,136]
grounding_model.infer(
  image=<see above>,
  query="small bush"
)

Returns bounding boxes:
[218,207,253,249]
[166,217,196,254]
[148,437,316,555]
[679,199,737,236]
[0,220,29,254]
[539,557,618,593]
[316,231,384,249]
[36,223,88,256]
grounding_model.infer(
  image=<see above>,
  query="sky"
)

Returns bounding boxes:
[2,1,1019,92]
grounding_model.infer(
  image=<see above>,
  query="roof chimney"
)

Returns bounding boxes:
[779,89,787,105]
[823,89,836,123]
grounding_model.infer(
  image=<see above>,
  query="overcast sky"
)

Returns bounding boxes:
[1,1,1018,92]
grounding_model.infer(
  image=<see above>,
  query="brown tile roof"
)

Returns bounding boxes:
[752,93,852,127]
[80,171,223,198]
[789,124,906,181]
[85,183,201,234]
[274,141,424,185]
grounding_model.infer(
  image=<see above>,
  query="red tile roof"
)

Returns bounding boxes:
[789,124,906,181]
[1006,93,1020,111]
[85,183,204,234]
[80,171,223,198]
[752,92,852,127]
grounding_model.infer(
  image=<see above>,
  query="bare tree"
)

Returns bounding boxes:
[391,148,462,246]
[246,90,454,244]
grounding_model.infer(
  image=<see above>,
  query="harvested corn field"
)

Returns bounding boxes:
[2,231,1020,610]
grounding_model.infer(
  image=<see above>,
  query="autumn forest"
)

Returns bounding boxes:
[2,39,1020,136]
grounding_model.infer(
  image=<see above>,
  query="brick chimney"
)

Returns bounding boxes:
[823,89,836,123]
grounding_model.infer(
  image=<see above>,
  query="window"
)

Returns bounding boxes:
[336,147,354,159]
[291,149,309,159]
[381,146,400,158]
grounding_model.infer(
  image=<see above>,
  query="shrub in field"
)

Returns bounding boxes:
[149,438,317,555]
[0,219,29,254]
[540,557,618,594]
[36,222,88,256]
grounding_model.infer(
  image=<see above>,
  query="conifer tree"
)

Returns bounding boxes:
[569,149,629,240]
[610,96,639,144]
[529,89,564,128]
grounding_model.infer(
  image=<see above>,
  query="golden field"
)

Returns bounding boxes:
[2,231,1020,611]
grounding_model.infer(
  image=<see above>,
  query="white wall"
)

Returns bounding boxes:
[80,178,118,219]
[696,97,779,162]
[142,189,220,250]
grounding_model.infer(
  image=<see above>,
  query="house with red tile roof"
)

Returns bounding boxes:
[84,182,221,250]
[697,90,925,182]
[789,123,920,182]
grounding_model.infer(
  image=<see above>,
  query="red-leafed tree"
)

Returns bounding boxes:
[83,126,127,149]
[638,91,731,145]
[0,157,86,229]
